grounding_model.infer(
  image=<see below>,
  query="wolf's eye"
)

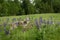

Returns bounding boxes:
[24,21,27,24]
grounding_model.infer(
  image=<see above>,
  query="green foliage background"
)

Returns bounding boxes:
[0,0,60,16]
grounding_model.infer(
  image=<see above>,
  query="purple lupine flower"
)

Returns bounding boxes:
[35,18,40,29]
[49,20,53,25]
[3,22,7,34]
[49,16,53,24]
[15,22,19,26]
[4,30,10,35]
[39,17,43,24]
[46,19,53,25]
[3,23,10,35]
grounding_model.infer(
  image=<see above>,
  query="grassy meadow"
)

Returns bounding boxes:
[0,14,60,40]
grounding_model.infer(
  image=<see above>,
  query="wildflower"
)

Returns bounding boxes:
[49,16,53,24]
[35,18,40,29]
[4,30,10,35]
[15,22,19,26]
[46,19,53,25]
[3,24,10,35]
[3,22,7,33]
[49,20,53,25]
[39,17,43,24]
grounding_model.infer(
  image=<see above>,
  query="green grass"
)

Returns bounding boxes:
[0,13,60,22]
[0,14,60,40]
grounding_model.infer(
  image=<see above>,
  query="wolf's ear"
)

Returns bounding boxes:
[26,17,30,21]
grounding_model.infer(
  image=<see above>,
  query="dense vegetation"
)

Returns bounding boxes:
[0,24,60,40]
[0,14,60,40]
[0,0,60,16]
